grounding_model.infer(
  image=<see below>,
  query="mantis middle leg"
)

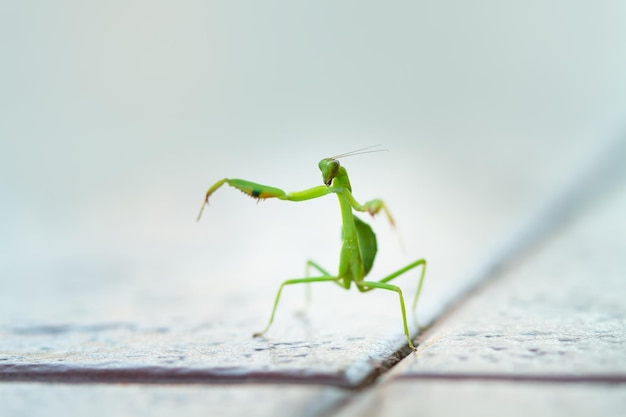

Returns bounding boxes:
[253,275,347,338]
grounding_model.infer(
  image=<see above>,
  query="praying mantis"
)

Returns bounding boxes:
[197,147,427,350]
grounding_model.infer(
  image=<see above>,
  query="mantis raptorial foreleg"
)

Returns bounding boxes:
[198,178,333,221]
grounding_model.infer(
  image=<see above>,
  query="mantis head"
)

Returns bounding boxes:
[319,158,341,186]
[319,145,388,186]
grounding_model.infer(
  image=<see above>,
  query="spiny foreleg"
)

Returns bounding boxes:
[198,179,335,221]
[197,178,287,221]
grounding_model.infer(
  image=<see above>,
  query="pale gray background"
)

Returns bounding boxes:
[1,1,625,334]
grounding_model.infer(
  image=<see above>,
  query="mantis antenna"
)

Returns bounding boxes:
[329,145,389,160]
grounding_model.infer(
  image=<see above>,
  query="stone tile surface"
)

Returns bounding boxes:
[0,383,347,417]
[335,381,626,417]
[0,321,409,387]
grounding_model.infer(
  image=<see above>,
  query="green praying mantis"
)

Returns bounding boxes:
[197,147,427,350]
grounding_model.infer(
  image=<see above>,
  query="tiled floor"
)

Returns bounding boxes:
[2,138,625,416]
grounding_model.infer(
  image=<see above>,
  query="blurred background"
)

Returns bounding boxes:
[1,1,625,334]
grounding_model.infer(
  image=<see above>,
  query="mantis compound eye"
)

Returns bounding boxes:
[319,158,340,186]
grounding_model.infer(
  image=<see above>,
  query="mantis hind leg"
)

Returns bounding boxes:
[360,259,427,350]
[378,259,427,313]
[306,260,332,276]
[253,276,340,338]
[302,260,333,306]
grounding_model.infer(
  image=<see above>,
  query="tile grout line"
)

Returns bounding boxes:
[394,373,626,385]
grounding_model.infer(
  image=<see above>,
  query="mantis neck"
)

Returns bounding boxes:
[333,168,357,241]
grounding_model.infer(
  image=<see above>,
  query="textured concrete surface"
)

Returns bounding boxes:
[336,381,626,417]
[0,321,410,387]
[0,383,347,417]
